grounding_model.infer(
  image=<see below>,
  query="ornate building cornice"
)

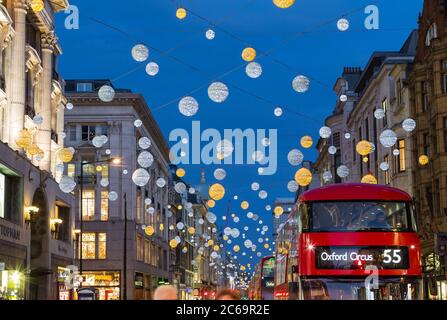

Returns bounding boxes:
[25,44,43,86]
[13,0,29,11]
[0,4,15,50]
[41,31,58,51]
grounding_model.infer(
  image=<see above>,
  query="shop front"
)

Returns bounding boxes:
[423,252,447,300]
[78,271,120,300]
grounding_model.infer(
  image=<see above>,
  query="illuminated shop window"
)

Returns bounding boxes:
[101,191,109,221]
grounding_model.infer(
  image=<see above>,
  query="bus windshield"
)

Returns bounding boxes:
[262,258,275,278]
[310,201,412,232]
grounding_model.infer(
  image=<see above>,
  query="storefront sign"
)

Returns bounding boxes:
[0,224,20,241]
[315,246,409,270]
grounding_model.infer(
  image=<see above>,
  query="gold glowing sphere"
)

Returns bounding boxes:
[231,213,236,218]
[159,223,164,231]
[361,174,378,184]
[96,165,103,172]
[240,265,246,271]
[176,7,187,19]
[58,148,74,163]
[209,183,225,201]
[419,155,429,166]
[223,235,229,241]
[16,129,32,149]
[26,143,40,156]
[242,47,257,62]
[169,239,178,248]
[187,227,195,235]
[241,201,249,210]
[363,156,369,163]
[300,135,313,149]
[264,243,269,249]
[208,239,214,246]
[176,168,186,177]
[233,245,240,252]
[295,167,313,187]
[274,206,284,215]
[207,199,216,208]
[30,0,44,12]
[213,245,220,251]
[273,0,295,9]
[145,226,155,236]
[356,140,372,156]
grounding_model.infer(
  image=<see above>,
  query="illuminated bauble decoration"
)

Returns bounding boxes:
[247,212,254,219]
[131,44,149,62]
[137,151,154,168]
[176,7,187,19]
[231,228,240,238]
[176,222,184,230]
[274,107,283,117]
[30,0,44,12]
[207,199,216,208]
[265,205,271,211]
[16,129,32,149]
[213,168,226,180]
[356,140,372,156]
[98,85,115,102]
[92,135,108,148]
[344,133,351,139]
[233,245,240,252]
[145,62,159,76]
[109,192,118,202]
[340,94,348,102]
[287,149,304,166]
[208,82,229,103]
[176,168,186,178]
[134,119,142,127]
[337,165,350,178]
[213,245,220,251]
[393,149,400,156]
[174,182,186,193]
[241,201,249,210]
[273,0,295,9]
[186,226,195,235]
[241,47,257,62]
[132,168,150,187]
[251,182,260,191]
[337,18,350,31]
[100,178,109,187]
[246,62,262,79]
[379,162,389,171]
[258,190,268,199]
[208,183,225,201]
[419,155,429,166]
[216,139,234,158]
[138,137,151,149]
[379,129,398,148]
[66,102,74,110]
[323,171,333,182]
[328,146,337,155]
[178,96,199,116]
[319,126,332,139]
[300,135,313,148]
[33,114,43,125]
[182,247,188,254]
[287,180,299,192]
[294,168,313,187]
[105,149,111,155]
[402,118,416,132]
[292,75,310,93]
[363,157,369,163]
[374,108,385,120]
[156,177,166,188]
[206,211,217,224]
[145,226,155,236]
[274,206,284,215]
[361,174,378,184]
[26,143,40,156]
[211,251,218,259]
[57,148,74,163]
[169,239,178,248]
[205,29,215,40]
[59,176,76,193]
[244,240,253,248]
[145,198,152,205]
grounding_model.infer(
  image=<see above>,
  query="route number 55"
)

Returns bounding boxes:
[383,249,402,264]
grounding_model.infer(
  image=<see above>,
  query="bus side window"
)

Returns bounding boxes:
[299,203,309,231]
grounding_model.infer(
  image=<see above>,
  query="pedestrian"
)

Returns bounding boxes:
[215,288,240,300]
[153,285,178,300]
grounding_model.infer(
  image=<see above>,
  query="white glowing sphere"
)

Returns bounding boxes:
[208,82,229,103]
[131,44,149,62]
[337,165,349,178]
[98,85,115,102]
[145,62,159,76]
[246,62,263,79]
[287,149,304,166]
[179,96,199,116]
[132,168,150,187]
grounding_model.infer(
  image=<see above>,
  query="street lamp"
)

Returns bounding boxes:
[24,206,39,226]
[78,157,121,285]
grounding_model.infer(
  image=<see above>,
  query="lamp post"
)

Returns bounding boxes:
[78,157,121,285]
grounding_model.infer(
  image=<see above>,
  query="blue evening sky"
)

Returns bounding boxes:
[55,0,423,270]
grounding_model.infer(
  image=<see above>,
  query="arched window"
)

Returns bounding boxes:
[425,23,438,46]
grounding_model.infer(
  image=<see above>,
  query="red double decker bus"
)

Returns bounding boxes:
[249,256,275,300]
[274,183,422,300]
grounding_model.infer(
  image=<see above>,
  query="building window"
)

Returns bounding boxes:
[144,240,150,264]
[81,233,96,259]
[444,118,447,152]
[425,23,437,47]
[384,155,390,185]
[332,132,341,149]
[98,233,107,259]
[82,190,95,221]
[77,82,93,92]
[69,125,77,141]
[137,235,144,261]
[81,125,95,141]
[396,79,403,105]
[98,125,109,137]
[442,61,447,94]
[422,81,430,112]
[0,169,22,223]
[382,98,388,127]
[67,164,75,178]
[101,191,109,221]
[136,189,142,224]
[352,139,356,162]
[55,205,70,242]
[423,132,430,156]
[434,179,441,216]
[394,139,406,173]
